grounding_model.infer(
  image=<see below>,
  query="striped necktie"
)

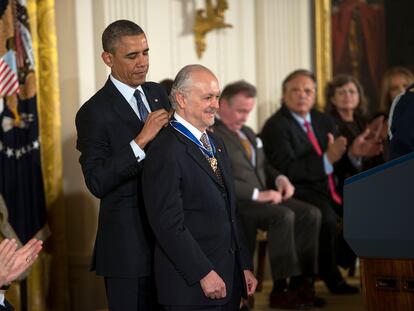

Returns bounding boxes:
[200,133,224,186]
[238,133,253,162]
[133,89,149,122]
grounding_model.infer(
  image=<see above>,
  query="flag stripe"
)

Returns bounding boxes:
[0,59,19,96]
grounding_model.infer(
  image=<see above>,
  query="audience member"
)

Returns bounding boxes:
[379,66,414,116]
[213,81,322,309]
[75,19,170,310]
[325,74,383,195]
[0,238,43,310]
[143,65,257,310]
[375,67,414,161]
[325,74,383,270]
[261,69,359,295]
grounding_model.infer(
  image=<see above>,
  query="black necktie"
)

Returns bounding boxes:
[133,89,149,122]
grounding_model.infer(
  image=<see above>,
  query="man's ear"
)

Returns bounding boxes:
[175,92,187,109]
[101,51,113,67]
[219,99,231,113]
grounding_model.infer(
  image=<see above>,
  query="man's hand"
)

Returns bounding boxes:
[350,128,383,158]
[276,176,295,200]
[257,190,282,205]
[200,270,226,299]
[6,239,43,284]
[134,109,170,149]
[0,239,17,287]
[243,270,258,296]
[326,133,347,164]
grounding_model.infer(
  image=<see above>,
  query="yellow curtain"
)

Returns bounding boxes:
[10,0,70,310]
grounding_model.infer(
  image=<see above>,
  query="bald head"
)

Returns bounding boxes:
[170,64,216,109]
[170,64,220,132]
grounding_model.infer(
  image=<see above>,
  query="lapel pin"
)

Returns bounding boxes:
[154,98,159,102]
[218,148,222,152]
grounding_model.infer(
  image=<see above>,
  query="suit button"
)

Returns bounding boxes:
[231,219,235,223]
[229,248,235,254]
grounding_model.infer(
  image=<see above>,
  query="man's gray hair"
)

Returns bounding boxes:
[169,64,214,109]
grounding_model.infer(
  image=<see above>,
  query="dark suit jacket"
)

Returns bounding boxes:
[75,77,170,277]
[212,119,279,200]
[390,83,414,159]
[0,299,13,311]
[261,105,337,200]
[142,125,253,306]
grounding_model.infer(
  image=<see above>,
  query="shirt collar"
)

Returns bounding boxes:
[290,111,311,127]
[173,112,205,140]
[0,292,4,306]
[110,75,144,103]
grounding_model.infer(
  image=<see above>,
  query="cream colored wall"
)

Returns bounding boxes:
[55,0,313,309]
[56,0,106,310]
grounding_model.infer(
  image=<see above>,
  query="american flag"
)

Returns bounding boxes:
[0,52,19,96]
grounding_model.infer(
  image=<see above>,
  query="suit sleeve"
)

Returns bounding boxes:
[142,139,214,286]
[390,99,414,159]
[75,103,141,199]
[261,118,326,184]
[233,178,256,201]
[264,158,282,190]
[0,298,14,311]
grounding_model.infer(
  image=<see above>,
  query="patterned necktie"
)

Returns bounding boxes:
[304,121,342,205]
[133,89,149,122]
[200,133,224,186]
[238,133,253,162]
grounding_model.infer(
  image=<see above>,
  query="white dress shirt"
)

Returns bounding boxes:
[110,75,150,162]
[290,111,333,175]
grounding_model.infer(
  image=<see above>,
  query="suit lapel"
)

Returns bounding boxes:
[286,110,311,146]
[216,120,252,165]
[174,129,224,188]
[281,106,319,152]
[142,84,163,112]
[211,134,235,214]
[241,126,258,164]
[106,78,144,134]
[211,134,231,190]
[241,126,268,187]
[310,111,327,150]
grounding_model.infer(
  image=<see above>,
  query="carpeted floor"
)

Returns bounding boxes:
[251,276,364,310]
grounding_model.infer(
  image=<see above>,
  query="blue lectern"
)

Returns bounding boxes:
[344,151,414,311]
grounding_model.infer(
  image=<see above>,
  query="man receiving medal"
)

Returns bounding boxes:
[142,64,257,311]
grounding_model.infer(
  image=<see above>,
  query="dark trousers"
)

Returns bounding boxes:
[105,276,159,311]
[238,198,321,280]
[295,192,344,286]
[163,261,243,311]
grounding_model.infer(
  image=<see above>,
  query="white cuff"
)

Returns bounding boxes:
[252,188,259,200]
[347,150,362,169]
[130,140,146,162]
[323,153,334,174]
[0,292,5,307]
